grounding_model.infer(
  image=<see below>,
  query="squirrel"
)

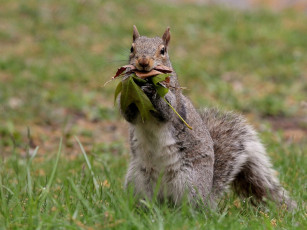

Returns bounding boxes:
[120,25,297,209]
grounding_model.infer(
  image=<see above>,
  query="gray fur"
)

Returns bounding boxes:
[121,27,297,210]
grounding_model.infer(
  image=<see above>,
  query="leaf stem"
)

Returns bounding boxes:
[162,97,193,130]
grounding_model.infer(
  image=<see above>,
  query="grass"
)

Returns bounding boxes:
[0,132,305,229]
[0,0,306,229]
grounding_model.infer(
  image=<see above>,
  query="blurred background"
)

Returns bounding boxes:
[1,0,306,157]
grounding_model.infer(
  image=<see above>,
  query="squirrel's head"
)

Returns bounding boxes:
[129,25,171,72]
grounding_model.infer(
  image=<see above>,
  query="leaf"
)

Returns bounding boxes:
[162,98,192,130]
[151,74,170,98]
[112,64,135,79]
[131,76,147,84]
[111,64,172,81]
[114,81,122,105]
[133,65,172,79]
[151,74,170,85]
[134,70,163,78]
[120,74,156,122]
[154,65,173,73]
[156,86,169,98]
[111,65,191,129]
[151,74,192,129]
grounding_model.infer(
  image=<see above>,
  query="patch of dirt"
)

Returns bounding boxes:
[1,108,129,158]
[2,106,306,158]
[0,71,13,83]
[266,116,307,143]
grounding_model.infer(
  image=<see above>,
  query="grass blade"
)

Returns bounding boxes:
[68,178,95,215]
[0,172,6,214]
[39,139,62,201]
[26,146,39,199]
[75,136,100,195]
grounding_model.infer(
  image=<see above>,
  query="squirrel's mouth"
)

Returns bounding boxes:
[136,69,152,73]
[134,58,155,72]
[135,65,153,72]
[132,65,173,79]
[112,64,173,79]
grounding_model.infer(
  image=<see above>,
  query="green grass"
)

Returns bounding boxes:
[0,0,306,229]
[0,132,305,229]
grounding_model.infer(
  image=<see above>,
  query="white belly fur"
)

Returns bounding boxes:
[133,121,179,172]
[129,121,189,203]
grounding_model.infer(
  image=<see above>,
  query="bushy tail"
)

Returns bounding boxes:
[232,137,297,209]
[200,108,297,209]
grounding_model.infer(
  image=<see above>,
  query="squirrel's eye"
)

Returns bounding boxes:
[130,46,134,53]
[160,47,165,55]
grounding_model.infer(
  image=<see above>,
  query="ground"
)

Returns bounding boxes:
[0,0,306,229]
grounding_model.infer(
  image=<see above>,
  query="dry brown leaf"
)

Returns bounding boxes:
[112,64,173,80]
[134,70,164,78]
[154,65,173,73]
[112,64,135,79]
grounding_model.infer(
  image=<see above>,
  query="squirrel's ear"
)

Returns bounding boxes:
[133,25,140,42]
[162,27,171,47]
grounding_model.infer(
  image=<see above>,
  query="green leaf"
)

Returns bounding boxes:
[151,74,170,85]
[120,74,156,122]
[151,74,192,129]
[156,86,169,98]
[132,76,147,84]
[151,74,170,98]
[114,81,122,105]
[113,73,192,129]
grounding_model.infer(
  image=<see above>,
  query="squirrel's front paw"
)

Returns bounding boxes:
[141,84,156,98]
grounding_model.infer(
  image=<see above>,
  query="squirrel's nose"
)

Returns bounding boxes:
[138,57,149,68]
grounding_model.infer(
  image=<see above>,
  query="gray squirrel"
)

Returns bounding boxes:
[121,25,296,209]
